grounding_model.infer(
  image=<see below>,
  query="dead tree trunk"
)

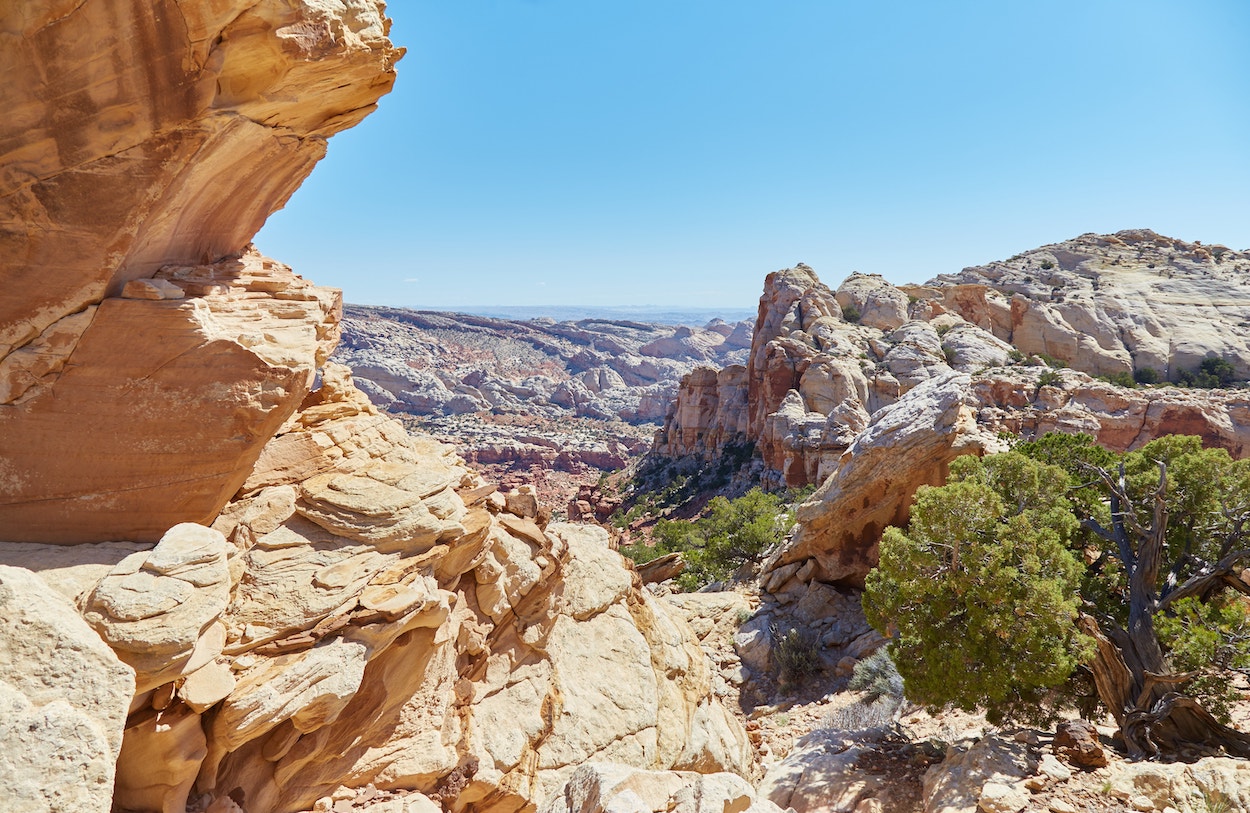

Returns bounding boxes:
[1079,461,1250,761]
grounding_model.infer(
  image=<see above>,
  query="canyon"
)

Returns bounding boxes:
[3,2,1250,813]
[333,304,751,511]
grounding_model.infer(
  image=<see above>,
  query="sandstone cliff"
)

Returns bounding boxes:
[0,4,757,812]
[1,0,401,542]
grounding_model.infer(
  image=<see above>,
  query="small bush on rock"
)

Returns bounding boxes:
[1177,357,1237,388]
[1037,369,1063,388]
[822,696,902,732]
[773,626,820,686]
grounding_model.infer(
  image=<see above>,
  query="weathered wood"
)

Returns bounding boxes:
[1077,459,1250,761]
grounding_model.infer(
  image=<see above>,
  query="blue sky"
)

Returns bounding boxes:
[255,1,1250,310]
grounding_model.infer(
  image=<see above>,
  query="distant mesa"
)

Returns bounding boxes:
[332,304,756,508]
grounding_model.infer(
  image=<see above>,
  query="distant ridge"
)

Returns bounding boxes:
[407,304,757,325]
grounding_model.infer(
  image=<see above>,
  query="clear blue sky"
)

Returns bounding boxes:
[255,1,1250,310]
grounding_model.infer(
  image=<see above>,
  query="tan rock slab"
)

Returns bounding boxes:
[114,704,208,813]
[81,523,231,691]
[181,661,237,713]
[122,278,185,300]
[0,254,339,543]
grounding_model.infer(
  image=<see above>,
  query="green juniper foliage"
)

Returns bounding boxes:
[1177,357,1237,388]
[620,487,797,591]
[866,432,1250,742]
[864,453,1090,725]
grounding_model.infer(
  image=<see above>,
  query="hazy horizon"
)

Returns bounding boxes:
[346,301,759,326]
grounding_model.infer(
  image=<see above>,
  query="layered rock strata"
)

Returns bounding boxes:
[0,0,400,542]
[764,364,1250,588]
[655,266,988,488]
[338,306,752,426]
[334,306,752,508]
[0,250,340,542]
[658,234,1250,489]
[925,229,1250,378]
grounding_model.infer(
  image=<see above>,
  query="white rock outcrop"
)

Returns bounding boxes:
[0,566,135,813]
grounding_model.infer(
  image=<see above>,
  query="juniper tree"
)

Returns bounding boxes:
[865,434,1250,760]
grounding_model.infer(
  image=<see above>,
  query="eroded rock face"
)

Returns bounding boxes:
[655,236,1250,496]
[334,305,753,511]
[215,379,748,813]
[81,522,232,693]
[0,0,399,360]
[0,0,399,543]
[651,257,1250,593]
[764,363,1250,589]
[927,229,1250,379]
[2,369,752,813]
[0,249,341,542]
[764,372,1003,586]
[922,737,1035,813]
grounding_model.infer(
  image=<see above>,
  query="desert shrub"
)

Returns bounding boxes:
[864,453,1089,726]
[1037,369,1063,388]
[1154,596,1250,723]
[773,626,820,686]
[1177,357,1237,388]
[1040,259,1055,270]
[1133,366,1161,385]
[942,345,958,365]
[842,304,862,324]
[865,432,1250,757]
[822,696,902,732]
[1007,349,1025,364]
[610,441,758,519]
[849,648,904,703]
[1097,371,1137,388]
